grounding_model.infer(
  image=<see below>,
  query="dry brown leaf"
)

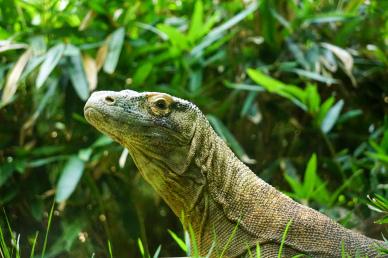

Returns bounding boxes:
[82,54,98,91]
[2,48,32,105]
[96,42,108,71]
[79,10,96,31]
[0,42,28,53]
[322,42,356,85]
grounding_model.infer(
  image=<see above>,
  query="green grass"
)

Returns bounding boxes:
[0,215,386,257]
[0,202,54,258]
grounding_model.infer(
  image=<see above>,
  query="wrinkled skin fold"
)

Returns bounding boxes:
[85,90,387,257]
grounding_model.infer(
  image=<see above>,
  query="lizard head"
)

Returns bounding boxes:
[84,90,205,214]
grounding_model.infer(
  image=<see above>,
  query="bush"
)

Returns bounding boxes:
[0,0,387,256]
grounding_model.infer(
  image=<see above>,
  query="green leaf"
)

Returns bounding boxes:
[36,44,65,88]
[189,69,202,92]
[55,156,84,202]
[133,62,153,85]
[303,154,317,198]
[247,68,307,110]
[278,219,293,258]
[381,129,388,153]
[137,238,145,257]
[168,229,187,253]
[305,84,320,113]
[290,68,339,85]
[284,174,303,196]
[104,27,125,74]
[303,12,354,26]
[65,45,89,100]
[224,81,265,92]
[247,68,287,93]
[0,165,12,187]
[191,1,258,56]
[43,219,86,257]
[188,0,204,41]
[286,39,309,70]
[316,96,335,126]
[157,24,189,50]
[207,115,255,164]
[153,245,162,258]
[321,99,344,133]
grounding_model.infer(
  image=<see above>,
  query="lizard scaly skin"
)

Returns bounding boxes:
[84,90,387,257]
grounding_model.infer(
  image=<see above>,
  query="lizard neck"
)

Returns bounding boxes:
[189,117,265,255]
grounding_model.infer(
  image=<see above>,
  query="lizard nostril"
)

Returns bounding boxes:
[104,96,115,104]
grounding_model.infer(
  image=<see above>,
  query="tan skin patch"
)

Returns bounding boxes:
[147,93,174,116]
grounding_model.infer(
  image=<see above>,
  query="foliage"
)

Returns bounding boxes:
[0,0,387,256]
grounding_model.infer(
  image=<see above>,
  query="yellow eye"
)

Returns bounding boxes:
[147,93,173,116]
[154,98,168,110]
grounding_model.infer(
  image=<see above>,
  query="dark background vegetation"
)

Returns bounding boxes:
[0,0,387,257]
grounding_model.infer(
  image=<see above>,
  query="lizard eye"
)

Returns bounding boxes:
[147,94,173,116]
[154,98,168,110]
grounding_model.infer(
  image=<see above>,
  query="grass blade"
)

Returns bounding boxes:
[278,219,293,258]
[152,245,161,258]
[41,202,55,258]
[0,217,11,258]
[220,218,241,258]
[256,243,261,258]
[29,231,39,258]
[108,240,113,258]
[167,229,187,253]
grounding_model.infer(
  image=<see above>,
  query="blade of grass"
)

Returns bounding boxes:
[188,224,199,258]
[278,219,293,258]
[137,238,145,258]
[29,231,39,258]
[219,218,241,258]
[204,241,216,258]
[108,240,113,258]
[256,243,261,258]
[152,245,161,258]
[41,201,55,258]
[167,229,187,253]
[3,209,19,258]
[245,243,253,258]
[0,219,11,258]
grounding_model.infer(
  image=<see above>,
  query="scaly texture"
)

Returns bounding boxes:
[84,90,387,258]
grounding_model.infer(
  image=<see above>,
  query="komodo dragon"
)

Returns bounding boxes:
[84,90,387,257]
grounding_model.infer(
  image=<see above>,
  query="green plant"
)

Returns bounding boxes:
[0,0,387,256]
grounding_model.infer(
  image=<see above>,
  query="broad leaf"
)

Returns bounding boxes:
[157,24,189,50]
[207,115,255,164]
[303,153,317,197]
[65,45,89,100]
[321,99,344,133]
[36,44,65,88]
[188,0,204,41]
[104,27,125,74]
[82,54,98,91]
[2,48,32,105]
[55,156,84,202]
[133,62,153,85]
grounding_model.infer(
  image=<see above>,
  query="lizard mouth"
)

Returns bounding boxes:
[84,106,101,124]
